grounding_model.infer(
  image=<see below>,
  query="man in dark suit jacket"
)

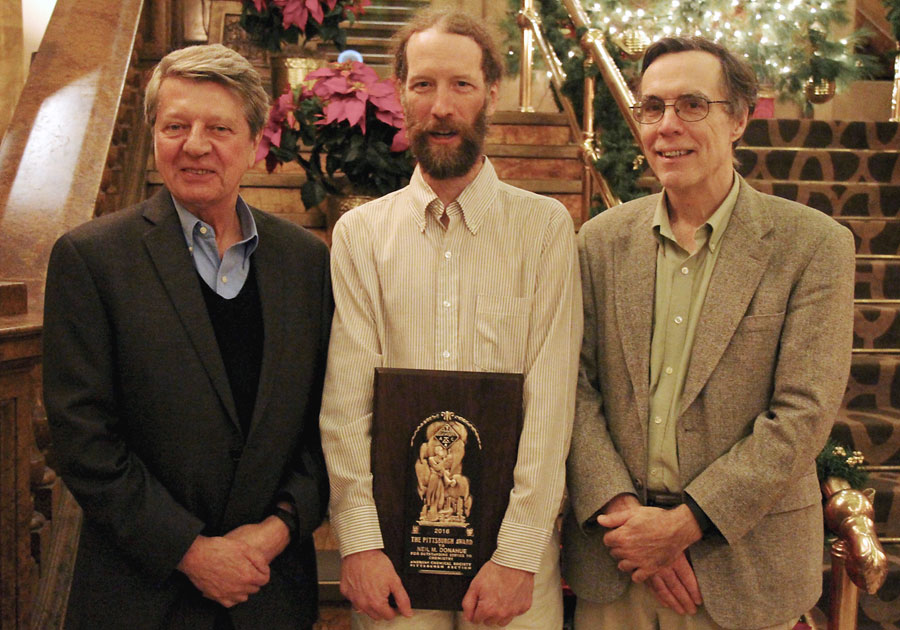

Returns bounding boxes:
[43,43,331,630]
[562,37,855,630]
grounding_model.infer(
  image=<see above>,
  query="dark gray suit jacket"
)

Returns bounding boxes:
[43,189,332,629]
[562,178,856,629]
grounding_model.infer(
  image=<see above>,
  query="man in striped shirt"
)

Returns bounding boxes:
[319,7,582,630]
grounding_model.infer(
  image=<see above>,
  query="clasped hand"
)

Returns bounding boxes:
[178,515,291,608]
[596,500,703,614]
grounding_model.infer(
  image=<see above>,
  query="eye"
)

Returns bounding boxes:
[680,96,705,111]
[641,98,665,115]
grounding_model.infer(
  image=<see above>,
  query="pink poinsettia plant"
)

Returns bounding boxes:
[240,0,371,52]
[256,60,414,208]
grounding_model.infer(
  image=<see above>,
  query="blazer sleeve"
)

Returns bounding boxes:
[685,221,856,544]
[43,233,205,582]
[275,241,333,539]
[566,225,640,530]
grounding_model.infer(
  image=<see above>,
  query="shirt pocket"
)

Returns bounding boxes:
[474,294,532,373]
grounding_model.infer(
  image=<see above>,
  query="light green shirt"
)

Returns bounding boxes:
[647,174,740,493]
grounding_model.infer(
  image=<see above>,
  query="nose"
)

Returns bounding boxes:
[183,122,211,155]
[656,105,684,134]
[430,84,454,118]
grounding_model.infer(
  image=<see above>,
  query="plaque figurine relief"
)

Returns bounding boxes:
[372,369,523,611]
[407,412,481,577]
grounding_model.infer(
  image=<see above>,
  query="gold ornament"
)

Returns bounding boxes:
[616,29,651,60]
[805,77,835,104]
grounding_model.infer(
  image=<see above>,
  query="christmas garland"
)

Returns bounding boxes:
[503,0,647,213]
[885,0,900,44]
[816,438,869,490]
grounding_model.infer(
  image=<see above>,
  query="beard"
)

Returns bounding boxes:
[405,102,489,180]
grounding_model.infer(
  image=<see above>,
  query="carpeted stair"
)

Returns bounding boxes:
[738,118,900,630]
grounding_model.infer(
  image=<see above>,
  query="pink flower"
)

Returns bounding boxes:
[301,61,406,137]
[256,90,296,168]
[252,0,268,11]
[272,0,339,29]
[346,0,371,18]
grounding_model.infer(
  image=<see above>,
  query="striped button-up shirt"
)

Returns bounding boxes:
[320,158,582,572]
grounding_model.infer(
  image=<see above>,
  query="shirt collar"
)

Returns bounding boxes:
[172,193,259,257]
[652,171,740,252]
[408,157,498,235]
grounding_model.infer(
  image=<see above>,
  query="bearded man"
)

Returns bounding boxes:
[318,7,582,630]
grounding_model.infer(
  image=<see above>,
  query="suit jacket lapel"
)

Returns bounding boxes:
[615,201,657,431]
[245,210,286,442]
[678,181,774,417]
[141,190,241,431]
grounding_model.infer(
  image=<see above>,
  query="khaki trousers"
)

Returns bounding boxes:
[352,532,563,630]
[574,581,797,630]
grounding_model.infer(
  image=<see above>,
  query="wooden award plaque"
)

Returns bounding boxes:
[371,368,524,611]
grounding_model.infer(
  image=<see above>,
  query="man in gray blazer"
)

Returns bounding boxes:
[43,44,331,630]
[562,37,855,630]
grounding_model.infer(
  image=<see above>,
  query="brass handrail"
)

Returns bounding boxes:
[821,477,888,630]
[516,2,620,217]
[559,0,642,145]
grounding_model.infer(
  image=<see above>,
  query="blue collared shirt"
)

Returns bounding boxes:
[172,194,259,299]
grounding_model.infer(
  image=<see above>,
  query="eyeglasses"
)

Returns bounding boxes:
[630,95,730,124]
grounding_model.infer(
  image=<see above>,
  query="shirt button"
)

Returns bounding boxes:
[674,315,683,324]
[199,226,208,235]
[651,468,660,476]
[665,366,673,375]
[654,416,662,424]
[710,243,716,252]
[442,350,450,358]
[188,246,194,253]
[681,266,689,275]
[444,251,452,259]
[443,300,451,308]
[221,276,228,283]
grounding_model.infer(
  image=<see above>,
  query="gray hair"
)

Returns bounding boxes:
[144,44,269,137]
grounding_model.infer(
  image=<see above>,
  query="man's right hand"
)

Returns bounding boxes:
[340,549,413,621]
[646,552,702,615]
[177,535,270,608]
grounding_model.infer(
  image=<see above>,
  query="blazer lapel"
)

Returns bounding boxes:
[141,190,241,431]
[245,210,286,442]
[678,181,774,417]
[615,202,657,430]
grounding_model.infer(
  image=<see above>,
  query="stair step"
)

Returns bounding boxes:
[745,181,900,219]
[736,148,900,183]
[346,20,405,38]
[837,218,900,256]
[856,259,900,301]
[838,354,900,467]
[867,470,900,537]
[744,119,900,150]
[855,304,900,351]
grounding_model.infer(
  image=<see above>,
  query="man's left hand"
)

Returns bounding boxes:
[596,504,702,582]
[225,516,291,565]
[461,561,534,626]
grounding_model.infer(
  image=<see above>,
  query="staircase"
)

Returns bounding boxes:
[737,118,900,630]
[317,0,431,76]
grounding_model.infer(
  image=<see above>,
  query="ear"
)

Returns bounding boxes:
[729,107,749,144]
[248,130,264,168]
[485,81,500,117]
